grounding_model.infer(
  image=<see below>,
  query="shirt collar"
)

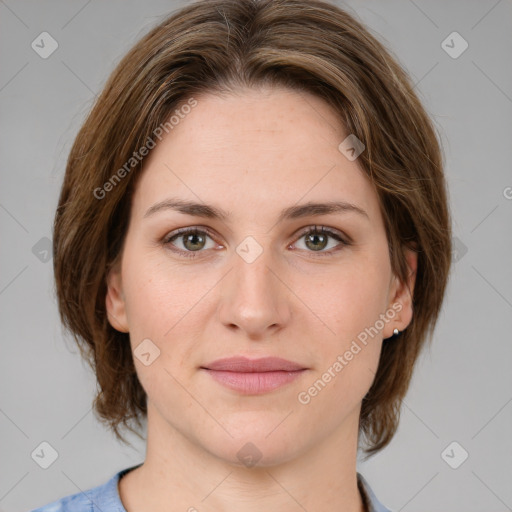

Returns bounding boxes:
[357,472,392,512]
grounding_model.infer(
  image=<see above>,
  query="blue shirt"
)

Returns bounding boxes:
[30,464,392,512]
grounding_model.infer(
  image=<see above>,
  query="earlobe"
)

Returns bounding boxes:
[385,248,418,338]
[105,266,130,333]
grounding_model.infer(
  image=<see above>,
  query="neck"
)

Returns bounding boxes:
[119,403,366,512]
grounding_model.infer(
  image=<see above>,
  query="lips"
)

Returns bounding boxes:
[202,356,306,372]
[200,356,307,394]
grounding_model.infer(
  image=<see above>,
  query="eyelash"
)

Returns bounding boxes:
[162,226,351,259]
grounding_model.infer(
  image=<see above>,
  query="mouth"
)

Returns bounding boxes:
[200,356,308,395]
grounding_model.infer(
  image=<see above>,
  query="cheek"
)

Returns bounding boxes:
[120,245,214,378]
[119,251,197,396]
[297,249,390,403]
[301,270,387,412]
[124,276,169,336]
[121,245,193,333]
[302,251,391,338]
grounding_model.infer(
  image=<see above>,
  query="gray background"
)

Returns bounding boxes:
[1,1,511,511]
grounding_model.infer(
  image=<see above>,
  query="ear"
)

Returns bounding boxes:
[383,247,418,339]
[105,263,130,333]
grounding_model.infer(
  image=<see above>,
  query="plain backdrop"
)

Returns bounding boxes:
[1,1,511,511]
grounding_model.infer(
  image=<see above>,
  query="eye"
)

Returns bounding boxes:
[163,227,219,258]
[291,225,350,256]
[163,225,350,259]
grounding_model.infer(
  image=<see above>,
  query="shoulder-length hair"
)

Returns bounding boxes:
[53,0,452,458]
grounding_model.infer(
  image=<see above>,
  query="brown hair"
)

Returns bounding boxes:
[53,0,452,458]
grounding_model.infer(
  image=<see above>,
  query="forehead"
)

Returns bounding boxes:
[132,86,380,223]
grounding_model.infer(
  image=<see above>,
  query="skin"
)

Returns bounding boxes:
[106,85,417,512]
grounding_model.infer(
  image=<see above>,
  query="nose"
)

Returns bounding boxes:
[217,243,292,339]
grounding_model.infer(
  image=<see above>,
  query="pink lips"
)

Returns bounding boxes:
[201,356,307,394]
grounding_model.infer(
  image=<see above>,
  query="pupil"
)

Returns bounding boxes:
[306,233,327,251]
[185,233,204,251]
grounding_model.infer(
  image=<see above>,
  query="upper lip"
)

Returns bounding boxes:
[201,356,306,372]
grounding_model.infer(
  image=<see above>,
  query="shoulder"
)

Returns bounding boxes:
[29,488,97,512]
[28,464,142,512]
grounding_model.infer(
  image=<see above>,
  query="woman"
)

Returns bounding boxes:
[31,0,452,510]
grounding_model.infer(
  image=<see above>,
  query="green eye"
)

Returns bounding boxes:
[163,225,350,259]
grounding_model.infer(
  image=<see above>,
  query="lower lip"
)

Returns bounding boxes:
[202,369,306,394]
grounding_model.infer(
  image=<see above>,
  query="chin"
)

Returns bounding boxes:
[201,425,303,469]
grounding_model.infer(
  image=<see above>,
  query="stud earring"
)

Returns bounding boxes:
[393,328,399,336]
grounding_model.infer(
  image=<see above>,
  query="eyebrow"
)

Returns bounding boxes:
[143,198,369,222]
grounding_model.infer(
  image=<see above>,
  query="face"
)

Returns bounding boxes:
[106,86,416,467]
